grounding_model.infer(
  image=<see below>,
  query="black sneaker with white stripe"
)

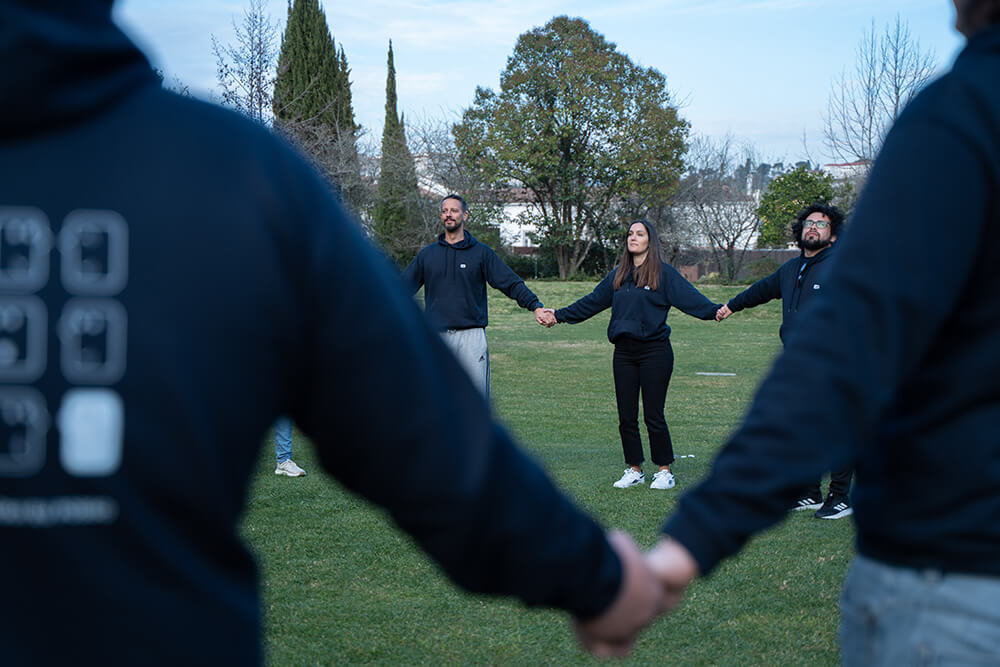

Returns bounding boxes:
[814,494,853,520]
[790,496,823,511]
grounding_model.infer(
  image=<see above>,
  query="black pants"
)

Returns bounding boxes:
[612,338,675,467]
[804,469,853,500]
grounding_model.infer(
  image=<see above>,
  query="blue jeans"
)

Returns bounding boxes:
[274,417,293,463]
[840,555,1000,665]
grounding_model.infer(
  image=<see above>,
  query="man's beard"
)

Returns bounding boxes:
[801,236,831,252]
[443,218,461,232]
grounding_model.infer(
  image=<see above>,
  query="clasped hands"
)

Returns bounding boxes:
[575,534,699,657]
[534,307,557,327]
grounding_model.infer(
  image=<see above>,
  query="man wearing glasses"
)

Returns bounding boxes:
[715,203,852,520]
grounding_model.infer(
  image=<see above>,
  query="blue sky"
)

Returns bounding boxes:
[114,0,966,164]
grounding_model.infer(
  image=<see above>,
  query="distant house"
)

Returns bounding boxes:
[413,155,449,199]
[821,160,871,180]
[495,187,541,254]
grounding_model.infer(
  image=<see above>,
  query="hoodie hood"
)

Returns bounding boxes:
[0,0,155,139]
[437,230,477,249]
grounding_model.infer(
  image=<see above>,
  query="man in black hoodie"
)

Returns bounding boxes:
[0,2,666,663]
[401,194,549,397]
[648,2,1000,664]
[716,203,853,519]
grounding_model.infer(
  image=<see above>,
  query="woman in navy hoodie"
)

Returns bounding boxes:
[543,221,720,490]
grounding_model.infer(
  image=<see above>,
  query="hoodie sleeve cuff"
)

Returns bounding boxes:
[661,511,728,577]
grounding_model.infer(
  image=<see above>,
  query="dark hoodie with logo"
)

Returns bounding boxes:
[554,264,720,342]
[0,2,621,664]
[663,24,1000,580]
[726,245,836,343]
[401,232,543,330]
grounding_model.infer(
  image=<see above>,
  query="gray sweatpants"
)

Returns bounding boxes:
[840,555,1000,665]
[440,327,490,399]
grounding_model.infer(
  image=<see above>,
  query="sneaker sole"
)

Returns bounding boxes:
[275,470,306,477]
[613,481,645,488]
[649,484,675,490]
[816,508,853,520]
[792,503,823,511]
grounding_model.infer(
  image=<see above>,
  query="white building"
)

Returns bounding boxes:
[821,160,871,180]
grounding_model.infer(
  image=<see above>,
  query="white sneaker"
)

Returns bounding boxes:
[650,470,675,490]
[613,468,645,488]
[275,459,306,477]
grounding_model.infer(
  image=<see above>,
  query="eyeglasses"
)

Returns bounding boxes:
[803,220,829,229]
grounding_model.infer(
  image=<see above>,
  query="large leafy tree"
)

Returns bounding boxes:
[454,16,688,279]
[756,166,840,248]
[372,41,423,266]
[272,0,364,214]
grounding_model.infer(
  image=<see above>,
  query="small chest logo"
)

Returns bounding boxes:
[459,263,467,269]
[813,284,821,290]
[643,286,650,290]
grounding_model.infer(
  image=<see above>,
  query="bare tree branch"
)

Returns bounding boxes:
[824,15,937,172]
[673,135,761,283]
[211,0,279,124]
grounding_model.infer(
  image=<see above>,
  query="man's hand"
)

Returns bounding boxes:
[573,531,666,657]
[535,307,557,327]
[645,537,700,612]
[715,304,733,322]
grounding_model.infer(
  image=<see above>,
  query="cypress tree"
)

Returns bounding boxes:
[273,0,339,126]
[335,46,356,133]
[273,0,363,213]
[372,41,422,265]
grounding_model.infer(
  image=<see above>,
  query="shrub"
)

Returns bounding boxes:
[742,257,780,284]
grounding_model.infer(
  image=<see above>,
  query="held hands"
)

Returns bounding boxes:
[715,304,733,322]
[645,537,700,613]
[535,307,557,327]
[575,534,700,657]
[574,532,667,657]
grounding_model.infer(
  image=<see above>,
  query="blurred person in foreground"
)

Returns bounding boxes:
[649,1,1000,664]
[0,1,664,663]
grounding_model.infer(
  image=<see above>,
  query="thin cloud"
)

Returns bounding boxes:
[330,0,573,52]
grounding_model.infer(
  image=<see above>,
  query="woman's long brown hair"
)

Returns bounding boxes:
[613,220,661,291]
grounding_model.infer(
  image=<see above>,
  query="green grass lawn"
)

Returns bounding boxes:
[242,281,854,665]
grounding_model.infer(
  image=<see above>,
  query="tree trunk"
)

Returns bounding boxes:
[556,247,570,280]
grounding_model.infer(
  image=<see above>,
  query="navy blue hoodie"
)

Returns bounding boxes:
[401,231,542,330]
[664,24,1000,579]
[555,264,720,342]
[0,3,620,664]
[726,245,836,343]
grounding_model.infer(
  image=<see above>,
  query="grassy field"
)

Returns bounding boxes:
[242,282,854,665]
